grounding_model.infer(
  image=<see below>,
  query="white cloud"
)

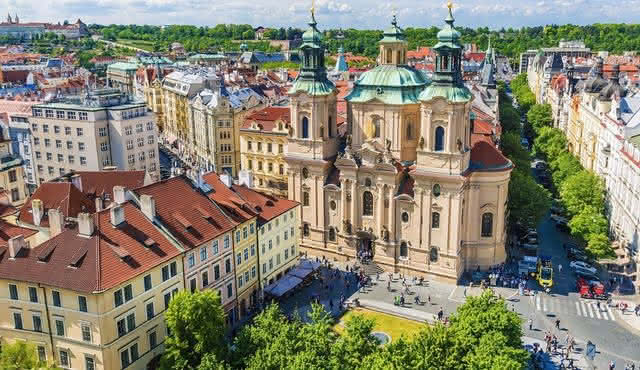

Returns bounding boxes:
[4,0,640,28]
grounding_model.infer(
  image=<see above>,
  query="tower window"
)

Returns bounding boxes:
[386,49,392,64]
[429,247,438,263]
[432,184,441,197]
[432,212,440,228]
[303,191,310,206]
[328,227,336,241]
[435,126,445,151]
[374,118,381,138]
[302,117,309,139]
[363,191,374,216]
[400,242,408,258]
[303,223,310,237]
[481,213,494,237]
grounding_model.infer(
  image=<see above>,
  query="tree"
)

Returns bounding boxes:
[508,169,551,229]
[587,233,615,260]
[568,205,608,242]
[0,340,55,370]
[560,170,605,216]
[330,314,379,369]
[242,29,255,40]
[550,152,582,189]
[533,126,566,160]
[161,290,228,370]
[500,132,530,170]
[526,104,553,133]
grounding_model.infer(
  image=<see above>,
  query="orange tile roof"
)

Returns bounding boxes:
[18,183,95,227]
[407,47,433,60]
[0,202,181,293]
[58,170,148,199]
[134,176,237,249]
[231,185,298,224]
[470,134,512,171]
[0,220,37,248]
[202,172,257,223]
[241,106,290,131]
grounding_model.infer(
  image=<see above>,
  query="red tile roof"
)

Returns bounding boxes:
[135,176,237,249]
[231,185,298,225]
[0,202,181,293]
[470,134,512,172]
[473,120,494,135]
[465,52,486,63]
[407,47,433,60]
[203,173,257,223]
[241,106,290,132]
[59,170,148,200]
[0,220,37,248]
[18,183,95,227]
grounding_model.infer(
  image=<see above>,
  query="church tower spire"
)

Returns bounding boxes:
[378,12,408,65]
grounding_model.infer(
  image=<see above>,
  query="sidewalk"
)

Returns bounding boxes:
[612,298,640,334]
[523,337,591,370]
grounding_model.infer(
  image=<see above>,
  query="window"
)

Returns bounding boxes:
[113,292,123,308]
[302,117,309,138]
[400,242,408,258]
[52,291,61,307]
[65,126,71,135]
[279,164,284,175]
[284,231,288,240]
[37,345,46,362]
[434,126,445,151]
[148,135,154,145]
[55,319,64,336]
[279,144,284,153]
[432,184,441,197]
[32,315,42,332]
[59,350,69,368]
[78,142,85,151]
[136,123,143,133]
[202,271,209,287]
[303,191,310,206]
[78,296,88,312]
[146,302,155,320]
[237,252,242,265]
[303,223,310,237]
[328,227,336,241]
[430,247,439,263]
[188,253,195,268]
[147,122,154,131]
[170,261,177,276]
[57,154,64,162]
[85,356,95,370]
[34,137,40,146]
[243,226,248,239]
[406,122,413,140]
[29,286,38,303]
[45,110,54,118]
[262,263,267,273]
[76,128,83,136]
[373,118,381,138]
[432,212,440,228]
[79,112,88,121]
[227,283,233,298]
[137,137,144,147]
[481,213,493,237]
[268,162,273,172]
[82,323,92,342]
[214,265,220,280]
[225,259,231,274]
[46,152,52,161]
[144,274,152,291]
[212,240,219,255]
[34,109,42,117]
[363,191,374,216]
[269,258,274,270]
[56,111,65,119]
[200,247,208,262]
[13,312,23,329]
[251,244,256,256]
[149,331,158,349]
[125,126,132,135]
[44,138,51,147]
[8,284,18,300]
[124,284,133,301]
[121,348,130,368]
[244,248,249,261]
[54,125,61,134]
[238,275,243,288]
[268,240,272,250]
[401,211,409,223]
[164,292,171,309]
[66,140,73,149]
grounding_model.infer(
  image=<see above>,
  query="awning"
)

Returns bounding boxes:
[288,266,315,280]
[264,275,303,297]
[298,259,322,271]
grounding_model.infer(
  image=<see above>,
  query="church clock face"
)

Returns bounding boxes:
[302,167,309,179]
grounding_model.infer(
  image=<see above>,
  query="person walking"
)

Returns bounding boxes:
[558,264,563,274]
[528,318,533,331]
[438,308,444,321]
[555,319,560,330]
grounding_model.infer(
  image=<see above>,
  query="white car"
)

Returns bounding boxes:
[570,261,596,274]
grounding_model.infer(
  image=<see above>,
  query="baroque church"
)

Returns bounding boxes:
[285,4,513,282]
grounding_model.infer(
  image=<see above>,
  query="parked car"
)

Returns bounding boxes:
[555,219,570,233]
[568,249,590,263]
[570,261,597,274]
[521,138,530,149]
[574,267,599,281]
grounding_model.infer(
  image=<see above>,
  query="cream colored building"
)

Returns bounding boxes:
[240,107,290,197]
[0,128,27,206]
[285,10,512,282]
[0,201,184,370]
[29,89,160,183]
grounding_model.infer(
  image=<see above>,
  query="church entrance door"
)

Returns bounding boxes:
[357,237,374,262]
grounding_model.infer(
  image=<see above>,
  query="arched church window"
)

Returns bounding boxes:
[406,122,413,140]
[396,50,402,64]
[435,126,445,151]
[302,117,309,139]
[481,213,494,237]
[363,191,374,216]
[400,242,408,258]
[432,184,441,197]
[431,212,440,228]
[303,191,310,207]
[328,227,336,241]
[386,49,392,64]
[303,223,310,237]
[302,167,309,179]
[429,247,438,263]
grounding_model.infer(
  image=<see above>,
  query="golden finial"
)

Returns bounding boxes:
[447,1,453,10]
[311,0,315,16]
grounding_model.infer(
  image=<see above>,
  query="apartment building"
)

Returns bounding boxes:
[133,176,241,325]
[232,185,300,290]
[203,173,259,320]
[29,89,160,183]
[106,62,139,96]
[0,202,184,370]
[0,128,27,206]
[0,99,39,188]
[239,107,290,197]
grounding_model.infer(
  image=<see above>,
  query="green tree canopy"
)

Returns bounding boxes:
[500,132,530,170]
[569,205,609,242]
[550,152,582,189]
[527,104,553,133]
[0,340,57,370]
[587,233,615,260]
[560,170,605,216]
[161,290,228,370]
[508,169,552,229]
[533,126,567,160]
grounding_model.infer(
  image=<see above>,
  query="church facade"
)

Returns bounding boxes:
[285,6,512,282]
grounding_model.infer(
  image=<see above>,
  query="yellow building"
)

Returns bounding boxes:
[136,67,166,132]
[240,107,290,197]
[0,202,184,370]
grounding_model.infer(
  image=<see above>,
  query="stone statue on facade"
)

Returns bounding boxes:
[382,225,390,242]
[419,136,425,149]
[288,124,294,137]
[386,138,392,152]
[343,219,352,235]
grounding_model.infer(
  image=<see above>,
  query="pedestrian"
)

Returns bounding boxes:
[438,308,444,321]
[428,295,431,304]
[558,264,563,273]
[376,272,380,281]
[528,318,533,331]
[387,281,391,291]
[555,319,560,330]
[329,299,334,311]
[610,360,616,370]
[464,288,467,297]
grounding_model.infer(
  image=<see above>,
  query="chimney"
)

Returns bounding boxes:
[113,186,128,205]
[110,205,125,227]
[71,174,82,192]
[95,196,103,212]
[238,170,254,188]
[140,194,156,220]
[31,199,43,226]
[78,213,95,236]
[220,173,233,188]
[48,208,64,237]
[8,235,26,258]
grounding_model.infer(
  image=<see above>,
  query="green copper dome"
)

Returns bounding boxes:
[346,65,430,104]
[419,85,471,103]
[434,6,462,49]
[302,14,323,44]
[381,15,406,43]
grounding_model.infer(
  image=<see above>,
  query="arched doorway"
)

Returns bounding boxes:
[356,230,375,263]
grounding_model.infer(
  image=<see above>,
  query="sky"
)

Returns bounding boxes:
[4,0,640,29]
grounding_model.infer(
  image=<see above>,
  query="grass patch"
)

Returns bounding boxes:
[334,308,426,342]
[116,39,154,51]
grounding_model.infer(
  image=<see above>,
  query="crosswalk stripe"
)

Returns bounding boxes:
[593,303,601,319]
[581,302,588,317]
[575,301,582,316]
[543,298,548,312]
[587,302,594,318]
[601,308,609,320]
[607,305,616,321]
[536,295,541,311]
